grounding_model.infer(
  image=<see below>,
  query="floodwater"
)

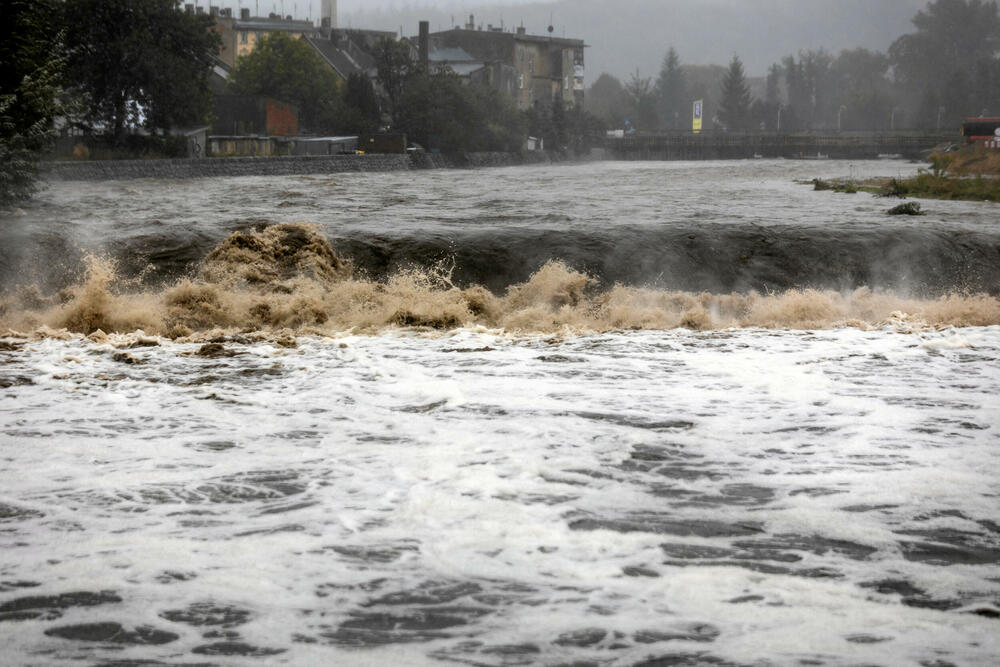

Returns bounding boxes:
[1,160,998,666]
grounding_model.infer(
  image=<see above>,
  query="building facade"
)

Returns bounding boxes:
[427,20,585,110]
[211,9,319,68]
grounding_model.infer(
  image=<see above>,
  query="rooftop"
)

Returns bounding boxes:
[305,37,375,79]
[436,27,586,48]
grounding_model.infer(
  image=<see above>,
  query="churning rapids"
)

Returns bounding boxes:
[1,160,999,666]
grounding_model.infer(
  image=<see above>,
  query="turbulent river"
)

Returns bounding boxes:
[1,160,999,666]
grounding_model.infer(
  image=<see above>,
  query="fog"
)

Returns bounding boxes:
[339,0,929,79]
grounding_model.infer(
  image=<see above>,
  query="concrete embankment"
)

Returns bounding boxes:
[40,151,559,182]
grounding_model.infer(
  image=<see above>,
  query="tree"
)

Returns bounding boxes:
[229,32,343,134]
[624,70,659,131]
[890,0,1000,127]
[776,50,835,130]
[585,73,629,128]
[60,0,220,141]
[395,72,525,153]
[1,0,64,206]
[373,38,416,126]
[341,72,381,134]
[655,47,687,130]
[832,48,893,131]
[718,55,752,131]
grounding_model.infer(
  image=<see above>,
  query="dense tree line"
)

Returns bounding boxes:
[587,0,1000,133]
[1,0,64,205]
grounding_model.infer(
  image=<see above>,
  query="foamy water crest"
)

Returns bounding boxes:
[2,223,998,340]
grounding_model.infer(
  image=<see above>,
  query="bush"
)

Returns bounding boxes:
[879,178,909,198]
[887,202,923,215]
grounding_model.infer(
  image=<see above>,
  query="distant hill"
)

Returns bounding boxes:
[341,0,928,81]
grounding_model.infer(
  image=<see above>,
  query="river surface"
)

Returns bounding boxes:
[1,160,999,666]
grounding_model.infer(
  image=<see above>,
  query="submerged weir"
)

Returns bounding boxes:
[1,160,999,666]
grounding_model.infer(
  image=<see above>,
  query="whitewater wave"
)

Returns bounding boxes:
[2,224,999,339]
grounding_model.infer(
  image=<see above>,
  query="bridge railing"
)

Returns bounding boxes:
[603,132,959,159]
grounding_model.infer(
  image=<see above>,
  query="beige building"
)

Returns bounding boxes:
[427,19,585,110]
[212,9,319,68]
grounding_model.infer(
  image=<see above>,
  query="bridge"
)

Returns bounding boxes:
[603,132,960,161]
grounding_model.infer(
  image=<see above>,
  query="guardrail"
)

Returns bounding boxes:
[605,132,960,160]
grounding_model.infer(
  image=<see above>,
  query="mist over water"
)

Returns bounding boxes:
[2,160,999,666]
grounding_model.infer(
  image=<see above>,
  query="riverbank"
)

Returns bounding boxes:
[806,147,1000,202]
[39,150,565,182]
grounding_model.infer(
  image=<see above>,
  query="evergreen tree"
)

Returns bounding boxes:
[655,47,687,130]
[718,55,752,131]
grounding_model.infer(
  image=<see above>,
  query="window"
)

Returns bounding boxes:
[240,30,248,44]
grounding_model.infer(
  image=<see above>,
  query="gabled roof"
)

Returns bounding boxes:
[305,37,372,80]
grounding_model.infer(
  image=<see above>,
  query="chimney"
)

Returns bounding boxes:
[466,14,474,30]
[220,7,231,18]
[321,0,337,29]
[418,21,429,67]
[184,4,194,14]
[240,7,250,20]
[516,26,526,35]
[209,6,219,17]
[196,6,205,15]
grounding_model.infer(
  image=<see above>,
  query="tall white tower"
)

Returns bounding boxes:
[321,0,337,27]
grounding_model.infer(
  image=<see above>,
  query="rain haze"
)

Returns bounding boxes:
[201,0,928,78]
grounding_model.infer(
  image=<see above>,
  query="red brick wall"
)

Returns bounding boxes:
[266,100,298,136]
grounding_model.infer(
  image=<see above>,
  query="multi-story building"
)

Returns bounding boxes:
[210,7,319,68]
[426,17,585,110]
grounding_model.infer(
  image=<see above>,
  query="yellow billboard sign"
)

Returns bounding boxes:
[693,100,703,134]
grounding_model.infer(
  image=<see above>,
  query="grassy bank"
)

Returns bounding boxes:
[805,146,1000,202]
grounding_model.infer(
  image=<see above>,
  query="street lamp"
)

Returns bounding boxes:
[777,105,782,132]
[838,105,847,132]
[937,105,945,132]
[890,107,896,132]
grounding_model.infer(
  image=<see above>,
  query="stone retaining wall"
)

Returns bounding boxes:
[40,151,559,182]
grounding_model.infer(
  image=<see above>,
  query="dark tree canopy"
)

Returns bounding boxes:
[624,70,659,131]
[1,0,64,205]
[890,0,1000,126]
[374,38,417,125]
[60,0,220,141]
[229,31,343,134]
[585,73,629,128]
[396,72,525,153]
[718,55,752,131]
[341,73,381,134]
